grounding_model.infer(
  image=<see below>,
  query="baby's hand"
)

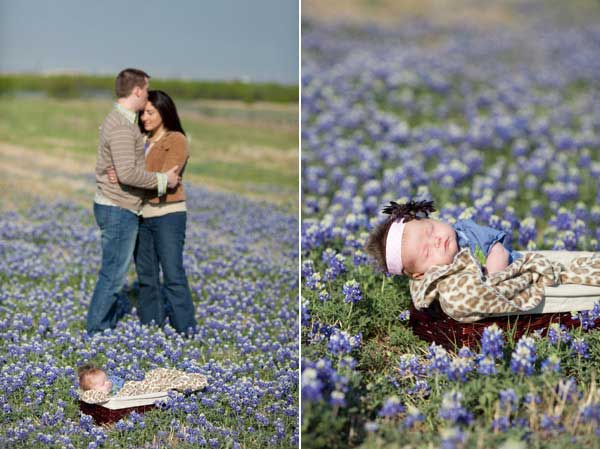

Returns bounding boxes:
[486,243,509,274]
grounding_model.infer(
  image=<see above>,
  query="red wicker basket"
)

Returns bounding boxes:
[79,400,156,425]
[408,303,586,351]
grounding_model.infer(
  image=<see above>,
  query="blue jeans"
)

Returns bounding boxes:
[134,211,197,334]
[86,203,139,335]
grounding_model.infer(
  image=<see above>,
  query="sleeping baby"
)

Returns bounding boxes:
[365,199,521,278]
[365,199,600,322]
[78,364,207,404]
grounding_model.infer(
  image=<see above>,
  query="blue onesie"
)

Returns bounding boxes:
[453,219,521,266]
[109,375,125,395]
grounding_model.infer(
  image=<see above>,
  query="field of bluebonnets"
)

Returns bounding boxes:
[301,3,600,448]
[0,188,298,448]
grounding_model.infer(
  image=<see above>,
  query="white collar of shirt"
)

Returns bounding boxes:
[114,103,138,124]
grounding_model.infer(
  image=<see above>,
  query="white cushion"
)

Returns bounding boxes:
[101,392,169,410]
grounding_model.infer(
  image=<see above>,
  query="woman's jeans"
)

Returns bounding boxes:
[134,211,197,334]
[86,203,139,335]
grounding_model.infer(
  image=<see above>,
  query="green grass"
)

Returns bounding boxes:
[0,96,298,209]
[187,160,297,190]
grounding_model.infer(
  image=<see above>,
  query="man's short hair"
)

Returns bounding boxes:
[115,68,150,98]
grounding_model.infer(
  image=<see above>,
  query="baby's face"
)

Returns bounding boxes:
[89,371,112,393]
[401,218,458,278]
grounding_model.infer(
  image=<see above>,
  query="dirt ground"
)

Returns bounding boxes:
[0,141,297,212]
[0,142,95,210]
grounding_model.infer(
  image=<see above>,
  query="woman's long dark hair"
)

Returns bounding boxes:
[138,90,186,136]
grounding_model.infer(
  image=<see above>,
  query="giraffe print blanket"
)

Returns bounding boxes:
[79,368,208,405]
[409,249,600,323]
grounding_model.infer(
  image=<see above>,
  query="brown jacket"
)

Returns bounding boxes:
[145,131,189,204]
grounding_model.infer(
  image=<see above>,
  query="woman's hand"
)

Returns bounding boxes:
[486,242,509,274]
[107,166,118,184]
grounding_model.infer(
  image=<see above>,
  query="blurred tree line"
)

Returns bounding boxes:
[0,74,298,103]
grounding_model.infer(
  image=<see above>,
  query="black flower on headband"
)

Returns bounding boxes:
[382,200,435,222]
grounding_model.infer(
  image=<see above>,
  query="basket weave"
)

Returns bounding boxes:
[79,400,156,425]
[408,303,584,351]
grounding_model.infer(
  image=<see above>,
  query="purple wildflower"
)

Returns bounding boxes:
[541,354,561,373]
[570,338,590,358]
[510,336,537,376]
[342,280,362,303]
[480,324,504,359]
[438,391,473,426]
[378,396,405,418]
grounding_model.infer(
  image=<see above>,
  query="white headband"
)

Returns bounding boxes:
[385,219,406,275]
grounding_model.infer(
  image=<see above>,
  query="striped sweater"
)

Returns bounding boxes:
[95,107,158,211]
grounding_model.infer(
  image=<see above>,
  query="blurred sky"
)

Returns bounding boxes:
[0,0,298,84]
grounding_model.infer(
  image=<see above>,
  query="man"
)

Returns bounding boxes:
[86,68,180,335]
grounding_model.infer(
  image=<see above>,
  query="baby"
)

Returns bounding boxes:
[77,364,207,404]
[78,364,124,395]
[365,200,521,279]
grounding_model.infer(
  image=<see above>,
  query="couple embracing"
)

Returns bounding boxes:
[86,68,197,336]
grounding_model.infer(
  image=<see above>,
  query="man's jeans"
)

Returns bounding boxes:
[134,211,197,334]
[86,203,139,335]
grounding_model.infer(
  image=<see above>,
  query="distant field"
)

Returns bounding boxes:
[0,97,298,211]
[302,0,600,26]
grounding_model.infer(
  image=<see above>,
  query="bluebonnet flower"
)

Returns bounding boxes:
[438,391,473,426]
[406,379,431,397]
[547,323,572,345]
[562,230,577,250]
[457,347,474,359]
[518,217,537,248]
[301,260,315,279]
[540,414,563,432]
[352,249,369,267]
[305,272,323,291]
[318,289,330,302]
[398,310,410,322]
[580,402,600,428]
[301,368,324,402]
[480,324,504,359]
[541,354,561,373]
[491,416,510,432]
[499,389,518,412]
[342,280,362,303]
[447,357,474,383]
[476,355,497,376]
[510,336,537,376]
[339,356,357,370]
[322,249,346,281]
[301,358,348,406]
[524,392,541,406]
[301,300,311,327]
[570,338,590,358]
[378,396,405,418]
[327,329,361,355]
[426,343,450,374]
[575,303,600,330]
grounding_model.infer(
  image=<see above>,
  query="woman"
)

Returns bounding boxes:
[108,90,197,334]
